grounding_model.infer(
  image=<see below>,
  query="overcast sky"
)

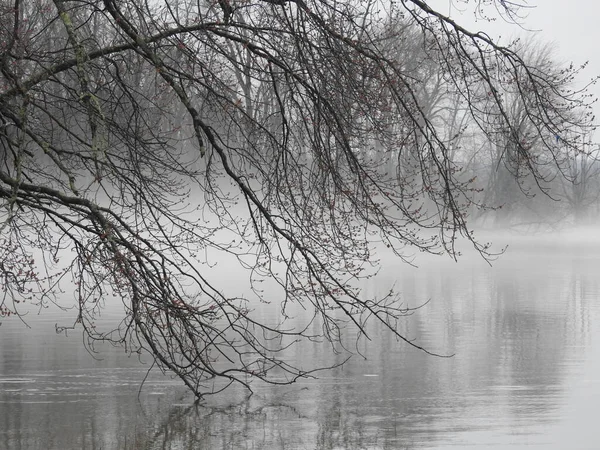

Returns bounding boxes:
[428,0,600,113]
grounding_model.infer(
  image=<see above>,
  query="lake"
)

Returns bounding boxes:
[1,234,599,449]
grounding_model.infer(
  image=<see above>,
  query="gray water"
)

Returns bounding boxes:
[1,237,599,449]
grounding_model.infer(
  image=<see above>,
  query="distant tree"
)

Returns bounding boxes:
[0,0,596,398]
[450,41,598,228]
[558,134,600,225]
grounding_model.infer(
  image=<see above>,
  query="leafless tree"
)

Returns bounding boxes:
[558,134,600,225]
[0,0,595,398]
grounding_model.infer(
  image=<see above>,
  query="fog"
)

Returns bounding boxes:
[2,0,600,448]
[2,229,600,449]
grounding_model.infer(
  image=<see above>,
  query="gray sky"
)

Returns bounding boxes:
[513,0,598,98]
[429,0,600,114]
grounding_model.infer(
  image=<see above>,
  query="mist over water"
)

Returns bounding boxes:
[1,230,599,449]
[1,0,599,446]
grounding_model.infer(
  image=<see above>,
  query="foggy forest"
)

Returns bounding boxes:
[1,0,599,448]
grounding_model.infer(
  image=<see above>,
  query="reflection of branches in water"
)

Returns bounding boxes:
[566,257,597,340]
[314,389,415,450]
[126,393,314,449]
[317,397,365,449]
[124,400,210,449]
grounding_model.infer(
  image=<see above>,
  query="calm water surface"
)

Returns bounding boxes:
[1,238,599,449]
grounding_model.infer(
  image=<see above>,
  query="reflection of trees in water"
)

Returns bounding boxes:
[4,253,597,449]
[59,255,600,448]
[485,254,598,423]
[125,396,414,450]
[312,380,420,450]
[339,253,597,444]
[124,394,316,449]
[401,254,594,424]
[566,256,597,341]
[128,403,205,449]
